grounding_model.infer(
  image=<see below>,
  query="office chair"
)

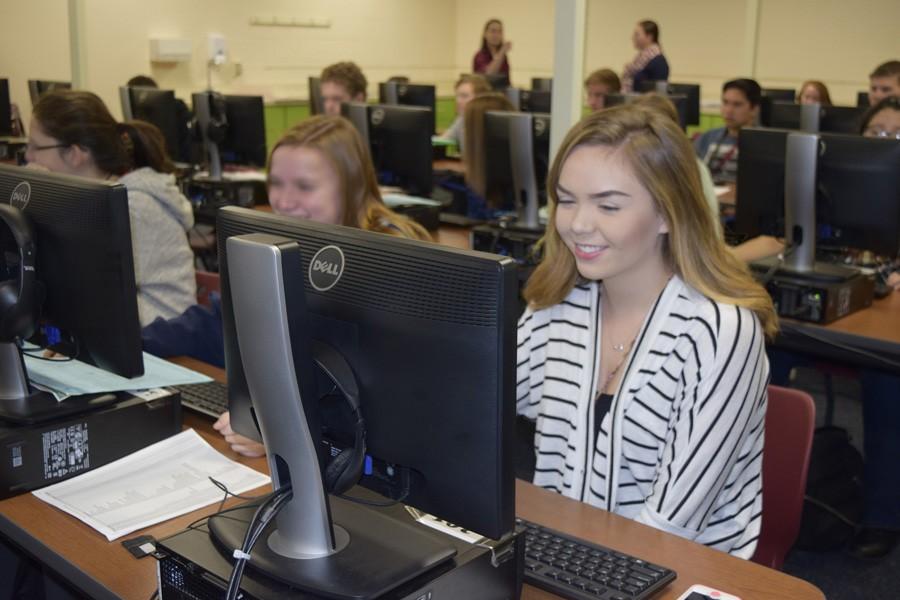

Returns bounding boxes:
[195,271,221,307]
[751,385,816,570]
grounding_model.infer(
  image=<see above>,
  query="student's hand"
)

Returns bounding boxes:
[888,271,900,291]
[501,41,512,54]
[213,411,266,457]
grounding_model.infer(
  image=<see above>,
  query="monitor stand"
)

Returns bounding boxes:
[219,233,456,599]
[0,342,120,424]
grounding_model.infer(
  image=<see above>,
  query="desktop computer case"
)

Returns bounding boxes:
[0,392,181,499]
[157,502,524,600]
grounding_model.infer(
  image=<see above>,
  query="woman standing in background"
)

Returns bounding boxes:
[473,19,511,77]
[622,20,669,92]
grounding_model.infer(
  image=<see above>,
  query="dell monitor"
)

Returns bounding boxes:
[0,164,143,422]
[214,207,516,592]
[607,93,689,130]
[735,128,900,257]
[119,86,185,163]
[485,73,511,91]
[531,77,552,92]
[0,79,12,136]
[219,95,267,167]
[308,77,324,115]
[341,102,433,197]
[378,82,437,133]
[820,105,866,134]
[519,89,552,114]
[484,110,551,229]
[27,80,71,106]
[762,88,796,102]
[637,81,701,126]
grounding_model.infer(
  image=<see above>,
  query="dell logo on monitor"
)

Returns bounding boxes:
[309,245,345,291]
[10,182,31,210]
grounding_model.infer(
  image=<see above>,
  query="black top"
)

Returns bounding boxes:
[594,392,614,442]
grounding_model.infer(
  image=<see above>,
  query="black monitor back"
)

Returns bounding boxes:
[519,89,552,114]
[217,206,517,539]
[0,164,143,377]
[378,83,436,133]
[28,80,71,106]
[484,111,551,208]
[762,88,796,102]
[308,77,324,115]
[0,79,12,136]
[220,95,267,167]
[485,73,510,91]
[351,103,433,197]
[531,77,552,92]
[636,81,701,126]
[820,105,865,134]
[816,134,900,255]
[736,128,900,256]
[123,87,182,163]
[857,92,870,108]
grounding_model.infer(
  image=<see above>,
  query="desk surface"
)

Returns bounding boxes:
[0,357,823,600]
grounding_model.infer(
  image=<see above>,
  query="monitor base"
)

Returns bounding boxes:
[207,496,455,600]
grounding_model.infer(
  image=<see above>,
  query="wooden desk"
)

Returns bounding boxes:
[0,357,823,600]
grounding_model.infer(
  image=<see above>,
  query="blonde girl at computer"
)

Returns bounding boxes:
[213,115,429,456]
[26,90,195,325]
[517,104,776,558]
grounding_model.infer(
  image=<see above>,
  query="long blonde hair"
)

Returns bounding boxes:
[268,116,430,241]
[462,92,515,206]
[525,104,778,338]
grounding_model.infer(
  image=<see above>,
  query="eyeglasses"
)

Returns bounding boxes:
[864,128,900,140]
[26,141,69,153]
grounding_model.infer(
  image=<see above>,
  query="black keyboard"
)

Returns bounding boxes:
[171,381,229,418]
[518,518,676,600]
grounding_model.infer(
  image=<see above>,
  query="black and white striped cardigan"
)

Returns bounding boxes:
[516,276,768,558]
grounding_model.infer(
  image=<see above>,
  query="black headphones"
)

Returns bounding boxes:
[313,341,366,495]
[0,204,37,342]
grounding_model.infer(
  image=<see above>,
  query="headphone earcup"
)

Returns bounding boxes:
[0,279,29,341]
[325,449,361,495]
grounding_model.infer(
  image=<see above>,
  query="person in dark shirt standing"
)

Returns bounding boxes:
[472,18,511,77]
[622,20,669,92]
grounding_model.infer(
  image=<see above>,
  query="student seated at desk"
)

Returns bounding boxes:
[693,78,761,185]
[26,90,195,325]
[868,60,900,106]
[798,80,833,106]
[320,61,368,117]
[437,74,491,151]
[460,92,516,218]
[516,104,775,558]
[585,68,622,112]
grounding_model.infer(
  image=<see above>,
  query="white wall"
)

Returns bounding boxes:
[1,0,70,127]
[3,0,899,125]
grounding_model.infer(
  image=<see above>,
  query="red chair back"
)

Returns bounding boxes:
[195,271,221,307]
[751,385,816,570]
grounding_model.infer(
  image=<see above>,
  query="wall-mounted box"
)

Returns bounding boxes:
[149,38,192,63]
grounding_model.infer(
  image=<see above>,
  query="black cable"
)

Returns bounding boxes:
[225,485,293,600]
[758,242,799,286]
[337,487,409,508]
[209,476,258,512]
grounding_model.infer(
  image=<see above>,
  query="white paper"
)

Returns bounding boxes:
[33,429,271,541]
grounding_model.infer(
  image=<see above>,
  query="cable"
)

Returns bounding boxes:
[209,476,258,512]
[338,486,409,508]
[225,484,293,600]
[758,242,799,286]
